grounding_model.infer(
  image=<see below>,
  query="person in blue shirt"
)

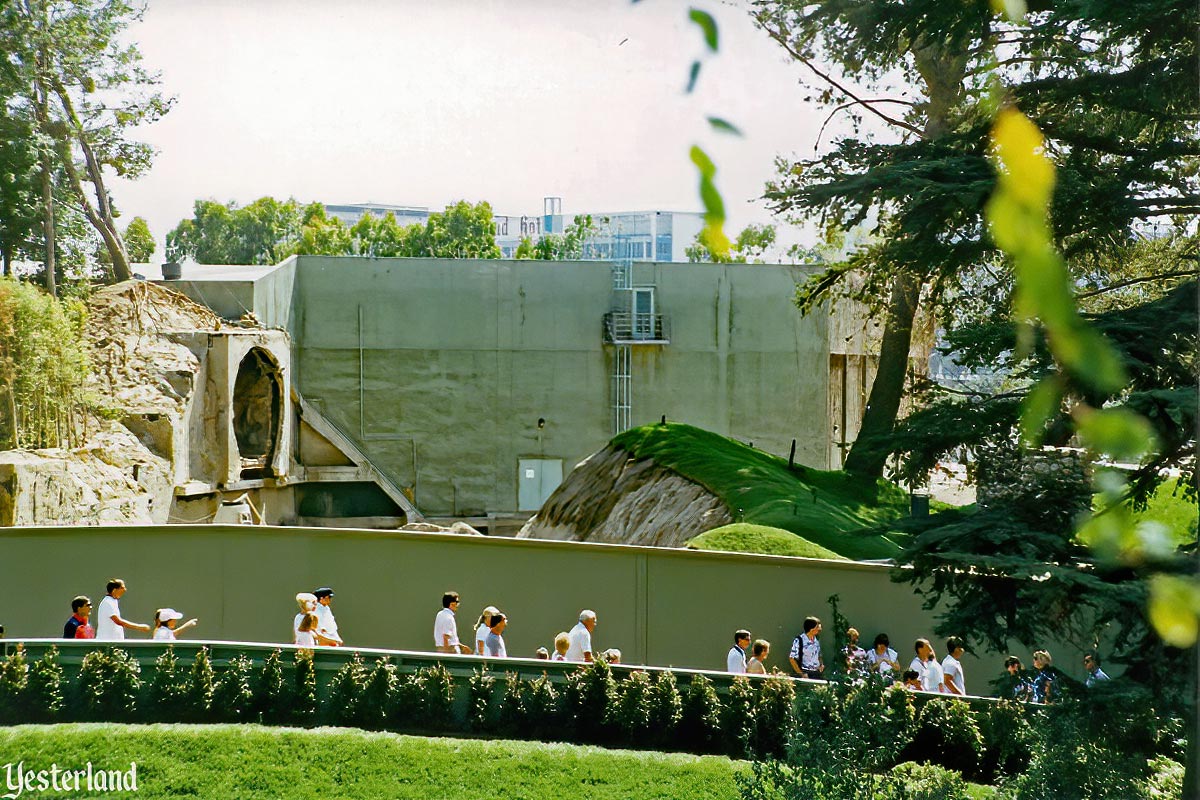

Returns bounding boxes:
[1083,652,1110,687]
[1030,650,1056,703]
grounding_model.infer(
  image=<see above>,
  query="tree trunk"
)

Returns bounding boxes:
[37,142,56,297]
[2,244,11,277]
[841,38,965,479]
[842,274,921,477]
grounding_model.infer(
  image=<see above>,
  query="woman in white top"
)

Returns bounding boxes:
[746,639,770,674]
[152,608,198,640]
[868,632,902,674]
[295,612,318,647]
[474,606,499,655]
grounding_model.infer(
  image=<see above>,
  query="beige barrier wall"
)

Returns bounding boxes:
[0,525,1090,690]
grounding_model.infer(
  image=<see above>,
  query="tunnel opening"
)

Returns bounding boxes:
[232,347,283,480]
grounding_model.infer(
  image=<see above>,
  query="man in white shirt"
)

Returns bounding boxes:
[312,587,342,646]
[95,579,150,641]
[941,636,966,695]
[566,609,597,662]
[434,591,468,653]
[727,630,751,674]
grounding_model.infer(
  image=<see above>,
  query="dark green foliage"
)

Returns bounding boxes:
[904,698,982,779]
[416,664,456,731]
[325,653,368,726]
[78,648,141,721]
[146,647,186,721]
[611,670,653,745]
[390,672,422,729]
[254,649,288,723]
[358,658,397,730]
[211,654,254,723]
[292,650,317,722]
[498,671,524,734]
[466,667,496,732]
[752,676,796,759]
[563,660,617,744]
[183,647,215,722]
[723,676,757,758]
[680,674,724,753]
[0,645,28,723]
[499,672,560,740]
[646,670,683,746]
[26,648,63,722]
[977,700,1032,782]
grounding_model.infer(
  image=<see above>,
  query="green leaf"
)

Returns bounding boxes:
[690,145,716,179]
[1018,378,1061,447]
[1074,406,1158,462]
[1149,575,1200,648]
[707,117,742,136]
[686,61,701,94]
[1060,326,1128,395]
[688,8,719,52]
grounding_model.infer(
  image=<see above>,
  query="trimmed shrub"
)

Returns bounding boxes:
[467,667,496,732]
[498,671,524,734]
[0,645,29,723]
[647,671,683,747]
[680,674,723,754]
[521,674,561,741]
[418,664,456,731]
[78,648,141,721]
[358,658,398,730]
[254,649,289,723]
[26,648,64,722]
[905,698,982,778]
[612,670,653,745]
[564,660,617,744]
[977,699,1032,781]
[326,653,368,725]
[212,654,255,722]
[183,647,215,721]
[293,650,318,722]
[146,647,186,721]
[723,676,756,758]
[752,676,795,759]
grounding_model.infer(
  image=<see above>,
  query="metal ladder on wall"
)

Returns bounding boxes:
[611,258,633,434]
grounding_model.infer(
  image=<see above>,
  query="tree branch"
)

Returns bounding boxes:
[816,98,920,148]
[1077,269,1200,299]
[756,20,927,140]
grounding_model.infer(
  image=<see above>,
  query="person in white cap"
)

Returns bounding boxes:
[152,608,198,640]
[312,587,342,646]
[293,592,317,644]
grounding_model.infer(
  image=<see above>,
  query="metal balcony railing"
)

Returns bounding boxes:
[603,312,670,344]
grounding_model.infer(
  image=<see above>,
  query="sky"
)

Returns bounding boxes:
[109,0,830,256]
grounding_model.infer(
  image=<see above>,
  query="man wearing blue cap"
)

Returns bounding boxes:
[313,587,342,646]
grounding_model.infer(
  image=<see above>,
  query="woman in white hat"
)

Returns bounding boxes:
[152,608,198,640]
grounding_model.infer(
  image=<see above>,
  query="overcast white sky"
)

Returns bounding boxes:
[110,0,830,254]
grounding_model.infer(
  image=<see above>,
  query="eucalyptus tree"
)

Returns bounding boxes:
[0,0,171,290]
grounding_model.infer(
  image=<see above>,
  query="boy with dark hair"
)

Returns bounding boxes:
[728,629,751,674]
[63,596,95,639]
[789,616,824,679]
[941,636,966,695]
[434,591,468,653]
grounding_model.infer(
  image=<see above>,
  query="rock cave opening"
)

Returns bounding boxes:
[232,347,282,480]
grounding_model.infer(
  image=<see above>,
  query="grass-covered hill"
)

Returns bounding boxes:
[611,423,913,560]
[0,724,745,800]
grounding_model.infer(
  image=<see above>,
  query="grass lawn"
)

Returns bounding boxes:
[0,724,747,800]
[613,422,912,559]
[1129,477,1198,546]
[688,523,847,560]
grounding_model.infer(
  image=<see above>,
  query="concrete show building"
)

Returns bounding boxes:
[152,254,873,531]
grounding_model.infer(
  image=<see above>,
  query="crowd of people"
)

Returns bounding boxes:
[54,581,1112,699]
[726,616,1111,701]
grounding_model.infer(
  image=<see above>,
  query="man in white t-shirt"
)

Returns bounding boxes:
[940,636,966,695]
[434,591,468,653]
[910,638,943,693]
[95,579,150,641]
[566,609,597,662]
[727,630,750,674]
[313,587,342,646]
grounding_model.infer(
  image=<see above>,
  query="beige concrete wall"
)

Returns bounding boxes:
[0,524,1092,689]
[289,256,830,516]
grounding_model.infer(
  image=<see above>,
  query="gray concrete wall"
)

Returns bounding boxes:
[287,256,829,516]
[0,525,1095,690]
